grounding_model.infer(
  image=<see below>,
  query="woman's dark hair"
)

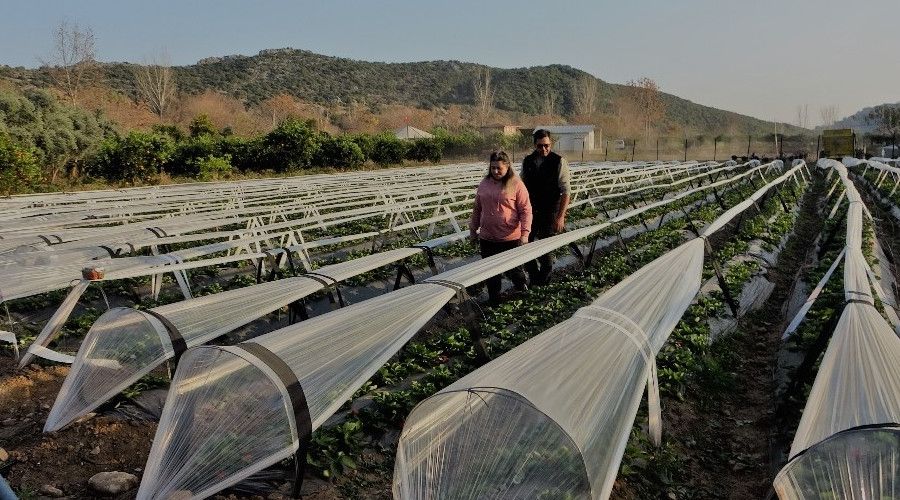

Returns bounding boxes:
[533,129,552,143]
[489,150,510,164]
[487,150,515,186]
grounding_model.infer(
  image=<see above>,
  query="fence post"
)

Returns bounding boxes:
[683,138,688,162]
[631,139,636,162]
[747,135,751,157]
[713,137,717,161]
[656,138,659,161]
[604,140,608,161]
[815,135,820,160]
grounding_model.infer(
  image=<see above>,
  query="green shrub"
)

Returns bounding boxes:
[499,132,529,153]
[152,124,186,142]
[188,114,218,138]
[169,135,223,176]
[88,131,175,182]
[0,133,42,195]
[433,127,484,157]
[370,134,407,166]
[218,136,265,172]
[0,87,110,179]
[194,154,233,181]
[405,137,443,163]
[347,133,375,161]
[262,118,323,171]
[315,135,366,168]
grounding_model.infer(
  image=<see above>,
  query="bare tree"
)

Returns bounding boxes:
[624,77,666,137]
[542,89,558,119]
[472,67,495,126]
[572,75,598,117]
[866,105,900,135]
[819,105,840,128]
[134,49,178,118]
[43,20,96,106]
[795,104,809,128]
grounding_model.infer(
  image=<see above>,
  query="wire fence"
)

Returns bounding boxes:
[442,131,900,165]
[858,133,900,159]
[577,135,818,162]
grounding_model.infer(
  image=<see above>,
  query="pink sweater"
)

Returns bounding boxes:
[469,176,533,242]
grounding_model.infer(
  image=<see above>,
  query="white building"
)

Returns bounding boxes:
[532,125,597,151]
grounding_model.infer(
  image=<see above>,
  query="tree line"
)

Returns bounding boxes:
[0,85,535,195]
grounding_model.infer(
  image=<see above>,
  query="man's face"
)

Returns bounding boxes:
[535,137,552,157]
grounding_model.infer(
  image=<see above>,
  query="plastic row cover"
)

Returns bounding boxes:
[393,163,805,499]
[6,159,672,308]
[21,217,461,365]
[21,160,710,249]
[774,426,899,500]
[45,245,428,432]
[395,239,705,499]
[133,161,764,499]
[137,284,456,499]
[3,189,467,302]
[25,163,727,366]
[434,161,779,289]
[2,164,487,243]
[7,160,713,301]
[774,160,900,499]
[4,160,656,252]
[784,302,900,457]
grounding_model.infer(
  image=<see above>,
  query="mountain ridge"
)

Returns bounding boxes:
[0,47,808,136]
[829,102,900,133]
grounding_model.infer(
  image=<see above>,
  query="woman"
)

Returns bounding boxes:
[469,151,532,305]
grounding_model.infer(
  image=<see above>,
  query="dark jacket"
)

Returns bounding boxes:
[521,151,563,220]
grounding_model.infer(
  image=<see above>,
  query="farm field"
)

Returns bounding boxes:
[1,157,898,500]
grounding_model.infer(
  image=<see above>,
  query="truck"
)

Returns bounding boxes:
[820,129,855,158]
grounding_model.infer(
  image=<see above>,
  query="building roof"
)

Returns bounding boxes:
[533,125,595,134]
[394,125,434,139]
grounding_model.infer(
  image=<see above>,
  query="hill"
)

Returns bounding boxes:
[0,48,807,136]
[829,102,900,133]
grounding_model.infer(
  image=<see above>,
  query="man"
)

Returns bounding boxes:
[520,129,571,285]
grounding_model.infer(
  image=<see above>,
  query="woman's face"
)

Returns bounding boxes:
[490,160,509,180]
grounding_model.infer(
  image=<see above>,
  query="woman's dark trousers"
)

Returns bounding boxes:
[479,239,528,305]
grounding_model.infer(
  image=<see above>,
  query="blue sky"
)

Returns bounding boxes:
[2,0,898,125]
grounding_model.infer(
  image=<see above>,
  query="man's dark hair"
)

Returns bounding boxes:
[533,129,552,143]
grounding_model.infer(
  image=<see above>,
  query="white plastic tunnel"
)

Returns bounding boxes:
[133,161,785,500]
[773,302,900,499]
[44,276,322,432]
[393,238,706,499]
[773,425,900,500]
[133,226,611,500]
[46,244,433,432]
[44,307,175,432]
[773,160,900,499]
[135,283,457,500]
[392,162,805,499]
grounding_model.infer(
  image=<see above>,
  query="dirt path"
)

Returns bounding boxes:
[0,357,157,499]
[660,176,826,499]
